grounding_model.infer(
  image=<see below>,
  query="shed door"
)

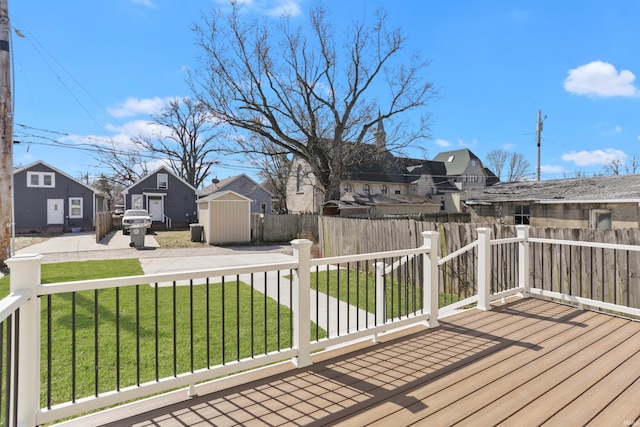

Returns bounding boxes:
[47,199,64,224]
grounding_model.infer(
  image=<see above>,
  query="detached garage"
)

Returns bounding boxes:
[197,190,251,244]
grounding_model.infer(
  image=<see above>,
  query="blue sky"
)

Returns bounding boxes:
[9,0,640,185]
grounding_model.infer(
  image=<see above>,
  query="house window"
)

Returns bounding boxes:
[296,166,304,192]
[69,198,83,218]
[363,184,370,194]
[515,205,530,225]
[470,159,478,167]
[381,185,388,194]
[157,173,168,189]
[440,200,446,211]
[261,203,266,214]
[344,183,353,193]
[27,172,55,188]
[132,194,143,209]
[447,155,455,163]
[591,209,611,229]
[394,190,401,195]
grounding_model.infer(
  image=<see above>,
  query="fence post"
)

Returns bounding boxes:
[477,228,492,311]
[291,239,313,368]
[5,253,45,427]
[517,225,530,297]
[422,231,440,328]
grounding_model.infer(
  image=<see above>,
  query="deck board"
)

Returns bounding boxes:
[55,297,640,427]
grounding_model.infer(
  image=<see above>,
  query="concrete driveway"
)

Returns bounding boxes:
[15,230,159,255]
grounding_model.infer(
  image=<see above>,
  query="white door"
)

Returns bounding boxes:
[47,199,64,224]
[148,198,163,222]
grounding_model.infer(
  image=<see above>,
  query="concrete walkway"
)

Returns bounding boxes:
[13,231,371,336]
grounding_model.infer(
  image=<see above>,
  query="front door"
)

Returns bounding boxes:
[148,198,163,222]
[47,199,64,224]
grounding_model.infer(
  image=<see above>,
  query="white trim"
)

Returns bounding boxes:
[537,198,640,204]
[69,197,83,219]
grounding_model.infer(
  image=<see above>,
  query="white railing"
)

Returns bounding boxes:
[3,225,640,426]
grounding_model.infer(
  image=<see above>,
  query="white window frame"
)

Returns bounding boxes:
[27,171,55,188]
[69,197,83,218]
[132,194,144,210]
[157,173,168,189]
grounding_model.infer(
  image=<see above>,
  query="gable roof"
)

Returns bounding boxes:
[432,149,482,176]
[197,190,253,203]
[122,165,197,194]
[14,160,104,195]
[199,173,272,197]
[467,174,640,204]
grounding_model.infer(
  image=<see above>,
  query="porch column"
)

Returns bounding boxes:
[6,253,44,427]
[517,225,530,297]
[477,228,492,311]
[291,239,313,368]
[422,231,440,327]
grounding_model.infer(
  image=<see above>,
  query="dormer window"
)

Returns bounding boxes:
[447,155,455,163]
[470,159,478,167]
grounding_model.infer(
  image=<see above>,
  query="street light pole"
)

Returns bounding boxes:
[536,109,543,181]
[0,0,13,267]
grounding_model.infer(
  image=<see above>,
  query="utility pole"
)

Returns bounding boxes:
[536,109,543,181]
[0,0,12,267]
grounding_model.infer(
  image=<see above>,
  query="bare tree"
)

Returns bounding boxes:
[95,142,151,188]
[485,149,508,180]
[245,136,291,213]
[190,3,435,201]
[134,98,221,189]
[604,158,624,176]
[506,152,531,181]
[625,154,640,174]
[485,149,530,181]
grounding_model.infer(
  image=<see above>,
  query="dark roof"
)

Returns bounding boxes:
[432,148,482,176]
[467,174,640,203]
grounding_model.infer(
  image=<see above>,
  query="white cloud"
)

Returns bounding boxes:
[564,61,640,97]
[215,0,302,17]
[107,97,176,118]
[435,139,451,147]
[502,143,514,150]
[457,138,477,147]
[131,0,155,7]
[540,165,565,174]
[561,148,627,166]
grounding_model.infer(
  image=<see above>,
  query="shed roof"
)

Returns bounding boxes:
[467,174,640,203]
[197,190,253,203]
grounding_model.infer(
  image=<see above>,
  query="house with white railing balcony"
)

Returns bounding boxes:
[2,226,640,426]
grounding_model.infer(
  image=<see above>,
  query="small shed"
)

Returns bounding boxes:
[197,190,251,244]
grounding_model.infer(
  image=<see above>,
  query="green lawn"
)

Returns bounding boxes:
[309,268,465,317]
[0,259,325,407]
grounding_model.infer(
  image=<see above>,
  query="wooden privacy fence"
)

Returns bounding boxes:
[318,216,640,309]
[251,214,318,242]
[94,211,113,242]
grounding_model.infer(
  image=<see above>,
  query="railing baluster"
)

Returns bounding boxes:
[94,289,99,397]
[250,274,255,357]
[116,287,120,391]
[236,275,240,361]
[72,292,77,400]
[173,281,177,376]
[190,279,194,372]
[46,295,52,409]
[221,276,225,365]
[136,285,140,386]
[206,278,211,367]
[154,283,159,381]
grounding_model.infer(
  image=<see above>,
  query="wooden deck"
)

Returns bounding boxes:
[57,297,640,426]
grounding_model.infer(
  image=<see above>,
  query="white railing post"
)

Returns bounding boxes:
[422,231,440,328]
[477,228,492,311]
[373,262,385,342]
[5,253,45,427]
[517,225,530,297]
[291,239,312,368]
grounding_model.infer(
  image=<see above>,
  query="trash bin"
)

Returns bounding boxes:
[129,225,146,248]
[190,223,203,242]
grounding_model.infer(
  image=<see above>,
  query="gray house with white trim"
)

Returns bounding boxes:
[14,161,108,234]
[199,174,273,215]
[122,166,198,229]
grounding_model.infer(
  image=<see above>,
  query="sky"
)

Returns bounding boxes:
[9,0,640,186]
